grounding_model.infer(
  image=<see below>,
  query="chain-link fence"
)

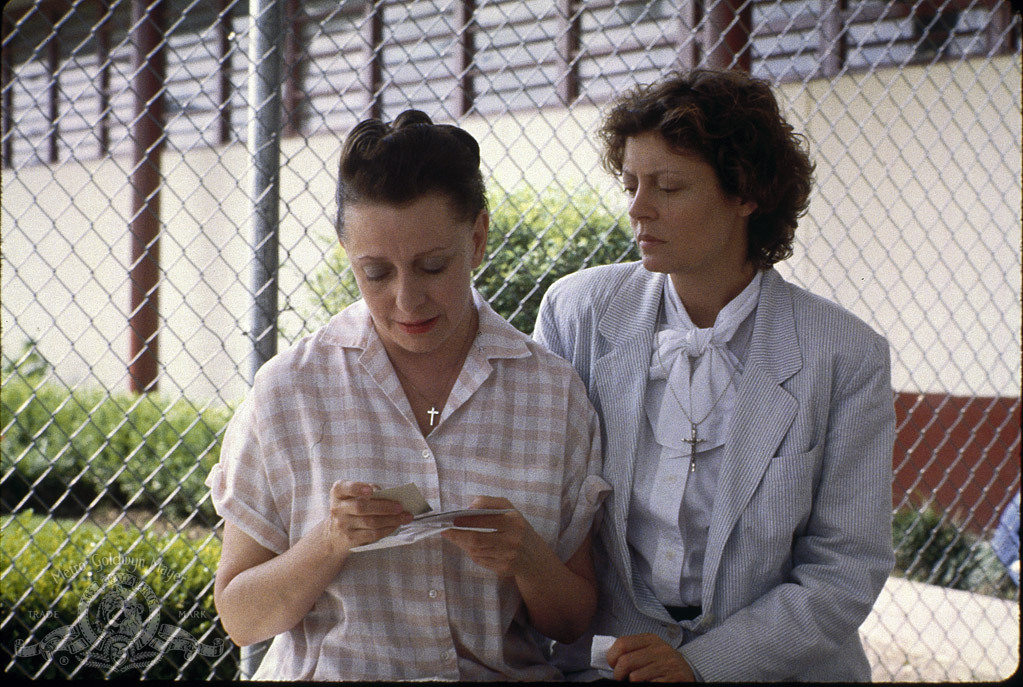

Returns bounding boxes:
[1,0,1019,681]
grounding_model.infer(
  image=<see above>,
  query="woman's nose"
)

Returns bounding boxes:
[394,271,425,313]
[628,185,656,220]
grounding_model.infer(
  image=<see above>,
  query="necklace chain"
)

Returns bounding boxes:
[653,297,736,472]
[653,298,735,428]
[392,318,477,429]
[654,340,735,428]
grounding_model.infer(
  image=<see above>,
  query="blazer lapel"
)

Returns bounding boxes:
[702,269,802,604]
[593,266,664,604]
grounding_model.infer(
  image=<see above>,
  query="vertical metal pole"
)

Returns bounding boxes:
[362,1,383,119]
[247,0,283,387]
[128,0,165,393]
[240,1,282,676]
[282,0,305,136]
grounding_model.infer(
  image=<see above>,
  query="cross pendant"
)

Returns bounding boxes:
[426,406,440,427]
[682,423,705,473]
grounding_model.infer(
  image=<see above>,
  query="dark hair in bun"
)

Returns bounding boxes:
[335,109,487,239]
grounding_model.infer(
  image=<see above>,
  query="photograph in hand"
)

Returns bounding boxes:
[350,483,512,552]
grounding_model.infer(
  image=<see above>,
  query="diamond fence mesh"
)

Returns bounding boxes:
[1,0,1019,680]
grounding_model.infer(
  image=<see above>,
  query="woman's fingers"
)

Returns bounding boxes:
[329,480,412,546]
[443,496,542,576]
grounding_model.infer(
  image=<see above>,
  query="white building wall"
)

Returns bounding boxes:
[2,55,1019,403]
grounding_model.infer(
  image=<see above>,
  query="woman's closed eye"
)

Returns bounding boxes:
[622,181,681,196]
[419,259,448,275]
[361,261,448,281]
[362,265,391,281]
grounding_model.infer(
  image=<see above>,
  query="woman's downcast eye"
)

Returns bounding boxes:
[359,259,449,281]
[622,185,679,196]
[362,266,390,281]
[420,259,448,274]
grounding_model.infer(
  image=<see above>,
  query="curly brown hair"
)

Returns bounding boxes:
[335,109,487,240]
[599,69,815,269]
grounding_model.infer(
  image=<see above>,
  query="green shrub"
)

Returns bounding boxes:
[477,187,637,333]
[1,348,233,524]
[298,186,638,335]
[1,511,235,680]
[893,501,1017,599]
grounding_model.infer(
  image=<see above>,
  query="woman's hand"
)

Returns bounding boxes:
[606,634,695,682]
[328,480,414,553]
[441,496,597,643]
[440,496,541,577]
[214,480,414,646]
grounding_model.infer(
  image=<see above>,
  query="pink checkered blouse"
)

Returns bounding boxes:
[206,293,607,680]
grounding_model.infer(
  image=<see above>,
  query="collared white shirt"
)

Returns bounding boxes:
[207,291,607,681]
[628,276,760,608]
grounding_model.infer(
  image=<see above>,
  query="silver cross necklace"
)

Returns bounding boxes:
[393,326,476,431]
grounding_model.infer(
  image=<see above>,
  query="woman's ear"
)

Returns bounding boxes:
[737,199,758,218]
[470,211,489,268]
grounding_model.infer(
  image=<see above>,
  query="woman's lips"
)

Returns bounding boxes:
[637,235,666,250]
[398,316,439,335]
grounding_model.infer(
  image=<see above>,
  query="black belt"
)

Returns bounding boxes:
[666,605,702,622]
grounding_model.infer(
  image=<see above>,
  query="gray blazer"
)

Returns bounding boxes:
[534,263,895,682]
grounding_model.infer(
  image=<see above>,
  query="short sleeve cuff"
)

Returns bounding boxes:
[206,463,289,554]
[556,473,611,560]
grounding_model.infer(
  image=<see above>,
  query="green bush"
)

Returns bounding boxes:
[1,511,235,680]
[1,346,233,524]
[893,501,1017,599]
[299,186,638,335]
[477,187,637,333]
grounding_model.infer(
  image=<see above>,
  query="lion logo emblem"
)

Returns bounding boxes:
[15,572,224,673]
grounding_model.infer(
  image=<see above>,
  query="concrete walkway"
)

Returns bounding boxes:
[860,576,1019,682]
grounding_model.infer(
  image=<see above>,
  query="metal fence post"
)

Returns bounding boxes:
[241,0,283,677]
[248,0,282,385]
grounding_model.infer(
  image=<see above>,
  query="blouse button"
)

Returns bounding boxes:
[428,589,440,599]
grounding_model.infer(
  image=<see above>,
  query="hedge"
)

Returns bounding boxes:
[1,348,232,524]
[1,511,236,679]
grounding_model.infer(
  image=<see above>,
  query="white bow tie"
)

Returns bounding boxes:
[649,327,740,383]
[645,273,763,454]
[649,327,739,439]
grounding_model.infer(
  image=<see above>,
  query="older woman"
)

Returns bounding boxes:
[207,110,607,681]
[534,70,895,681]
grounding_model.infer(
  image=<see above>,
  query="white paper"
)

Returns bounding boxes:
[590,634,616,674]
[349,507,513,553]
[370,482,432,516]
